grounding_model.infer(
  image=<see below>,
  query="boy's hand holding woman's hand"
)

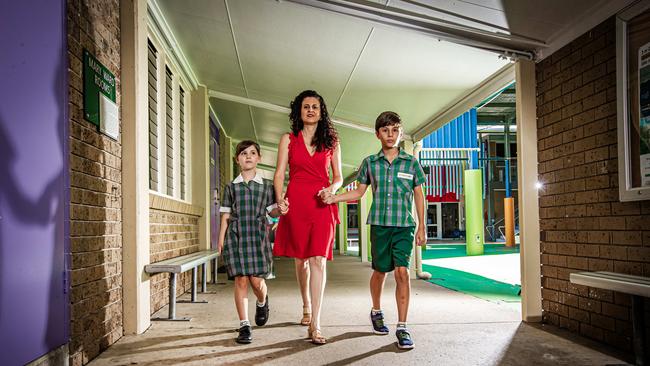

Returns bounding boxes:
[318,187,336,204]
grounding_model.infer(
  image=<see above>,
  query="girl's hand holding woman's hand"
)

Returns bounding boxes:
[278,198,290,215]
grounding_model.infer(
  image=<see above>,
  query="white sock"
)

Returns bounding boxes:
[371,308,382,315]
[240,320,250,327]
[397,322,407,329]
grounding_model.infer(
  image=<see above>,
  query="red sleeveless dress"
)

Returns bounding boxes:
[273,131,340,260]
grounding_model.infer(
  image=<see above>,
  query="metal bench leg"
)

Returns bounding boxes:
[191,267,197,302]
[632,295,646,366]
[212,258,218,284]
[152,272,190,321]
[201,263,207,292]
[169,272,177,319]
[178,266,208,304]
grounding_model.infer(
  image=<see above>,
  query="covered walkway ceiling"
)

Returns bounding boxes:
[154,0,633,179]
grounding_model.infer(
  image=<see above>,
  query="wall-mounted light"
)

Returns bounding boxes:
[535,181,544,190]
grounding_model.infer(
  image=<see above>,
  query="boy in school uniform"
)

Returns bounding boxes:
[322,111,427,349]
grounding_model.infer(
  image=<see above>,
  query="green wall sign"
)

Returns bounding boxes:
[83,49,116,127]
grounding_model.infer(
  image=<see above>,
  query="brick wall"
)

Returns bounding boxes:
[536,17,650,351]
[67,0,123,365]
[149,195,202,314]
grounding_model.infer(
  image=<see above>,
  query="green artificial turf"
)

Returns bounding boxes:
[421,244,521,303]
[422,243,519,260]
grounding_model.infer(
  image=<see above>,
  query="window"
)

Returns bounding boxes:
[147,40,159,191]
[147,34,191,201]
[180,86,186,200]
[165,66,174,197]
[617,4,650,201]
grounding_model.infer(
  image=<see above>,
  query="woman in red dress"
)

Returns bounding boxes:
[273,90,342,344]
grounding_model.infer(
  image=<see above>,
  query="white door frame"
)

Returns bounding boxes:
[427,202,443,240]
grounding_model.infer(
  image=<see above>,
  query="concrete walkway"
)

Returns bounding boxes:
[89,255,626,365]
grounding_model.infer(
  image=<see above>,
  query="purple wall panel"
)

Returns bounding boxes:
[0,0,69,365]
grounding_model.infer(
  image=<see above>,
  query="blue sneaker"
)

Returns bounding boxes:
[370,311,389,335]
[396,328,414,349]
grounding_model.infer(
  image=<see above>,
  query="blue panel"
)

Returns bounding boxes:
[422,108,478,150]
[470,108,478,168]
[0,1,69,365]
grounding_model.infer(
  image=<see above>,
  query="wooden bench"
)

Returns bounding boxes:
[570,271,650,366]
[145,249,220,321]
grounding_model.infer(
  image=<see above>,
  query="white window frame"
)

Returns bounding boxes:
[147,29,192,203]
[616,1,650,201]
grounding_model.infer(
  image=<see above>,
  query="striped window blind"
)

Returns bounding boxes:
[165,66,174,196]
[179,86,186,200]
[147,40,158,191]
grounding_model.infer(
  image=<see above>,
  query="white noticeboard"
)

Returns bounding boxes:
[639,42,650,186]
[99,93,119,140]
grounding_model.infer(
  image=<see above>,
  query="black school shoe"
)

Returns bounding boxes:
[255,295,270,326]
[236,325,252,344]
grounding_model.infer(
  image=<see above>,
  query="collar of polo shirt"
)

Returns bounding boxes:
[369,148,411,162]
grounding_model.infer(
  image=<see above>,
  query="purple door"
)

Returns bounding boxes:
[209,120,220,247]
[0,1,69,365]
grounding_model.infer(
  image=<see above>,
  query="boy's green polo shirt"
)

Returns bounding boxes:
[356,148,426,227]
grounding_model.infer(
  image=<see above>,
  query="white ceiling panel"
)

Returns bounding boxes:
[334,27,509,131]
[157,0,244,95]
[250,107,291,146]
[209,99,255,140]
[227,0,374,106]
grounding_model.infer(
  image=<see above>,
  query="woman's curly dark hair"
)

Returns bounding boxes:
[289,90,338,152]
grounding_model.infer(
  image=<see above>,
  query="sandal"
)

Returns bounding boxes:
[308,327,327,345]
[300,306,311,326]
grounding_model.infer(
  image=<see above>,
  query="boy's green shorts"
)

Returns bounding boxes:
[370,225,415,272]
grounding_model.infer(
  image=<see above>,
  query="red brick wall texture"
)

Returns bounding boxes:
[536,17,650,351]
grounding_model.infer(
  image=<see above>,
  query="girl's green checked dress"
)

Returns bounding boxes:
[220,173,275,278]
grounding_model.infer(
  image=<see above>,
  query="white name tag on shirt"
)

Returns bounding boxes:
[397,172,413,180]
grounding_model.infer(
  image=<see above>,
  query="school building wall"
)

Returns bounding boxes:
[67,0,124,364]
[536,16,650,351]
[148,195,202,314]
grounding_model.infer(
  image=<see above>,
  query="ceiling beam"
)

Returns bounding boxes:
[208,89,383,135]
[286,0,537,60]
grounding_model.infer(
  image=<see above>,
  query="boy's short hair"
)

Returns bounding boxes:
[375,111,402,132]
[234,140,261,158]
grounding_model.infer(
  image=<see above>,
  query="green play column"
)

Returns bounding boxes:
[337,200,348,254]
[464,169,484,255]
[358,189,373,262]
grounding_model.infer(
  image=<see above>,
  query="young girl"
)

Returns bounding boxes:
[218,140,286,344]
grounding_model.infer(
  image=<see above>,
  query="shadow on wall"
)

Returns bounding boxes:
[0,47,67,363]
